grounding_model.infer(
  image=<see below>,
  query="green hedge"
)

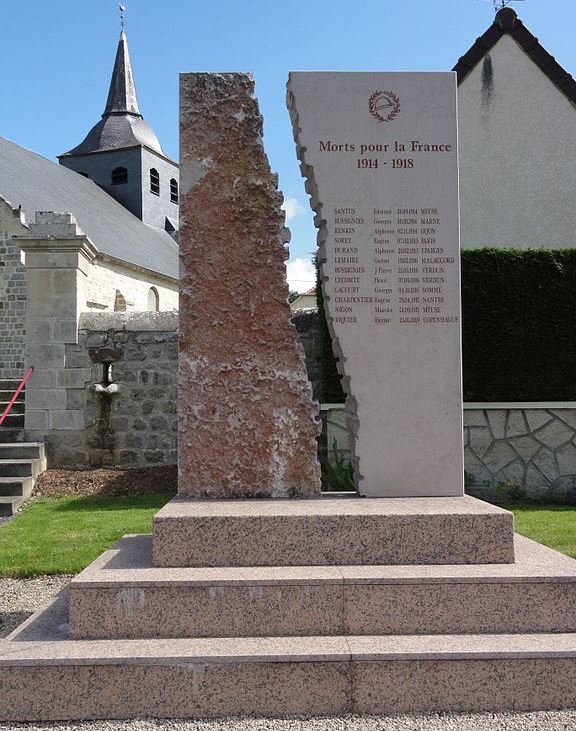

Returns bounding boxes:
[461,248,576,402]
[316,256,346,403]
[317,249,576,403]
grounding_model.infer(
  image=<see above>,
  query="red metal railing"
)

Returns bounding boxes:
[0,367,33,427]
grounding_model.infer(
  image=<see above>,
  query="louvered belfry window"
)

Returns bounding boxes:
[170,178,179,204]
[150,168,160,195]
[111,166,128,185]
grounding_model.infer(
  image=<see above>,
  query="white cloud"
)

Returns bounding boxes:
[282,196,305,222]
[286,257,316,293]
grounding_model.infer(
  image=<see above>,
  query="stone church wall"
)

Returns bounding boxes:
[0,201,27,379]
[41,312,179,467]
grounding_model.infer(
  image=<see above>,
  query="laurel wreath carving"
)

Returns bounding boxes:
[368,90,401,123]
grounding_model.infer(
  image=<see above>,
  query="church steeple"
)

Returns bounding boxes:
[58,24,179,235]
[103,31,142,118]
[59,29,165,158]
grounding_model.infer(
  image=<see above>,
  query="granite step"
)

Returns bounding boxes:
[152,495,515,567]
[69,533,576,640]
[2,595,576,721]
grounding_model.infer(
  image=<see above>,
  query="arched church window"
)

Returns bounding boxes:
[114,290,127,312]
[150,168,160,196]
[170,178,179,204]
[147,287,160,312]
[112,166,128,185]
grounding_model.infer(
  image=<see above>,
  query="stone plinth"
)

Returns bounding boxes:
[179,73,320,497]
[152,495,514,567]
[288,72,463,497]
[68,533,576,640]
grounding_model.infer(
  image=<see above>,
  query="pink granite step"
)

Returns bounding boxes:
[68,533,574,640]
[152,495,514,567]
[2,595,576,721]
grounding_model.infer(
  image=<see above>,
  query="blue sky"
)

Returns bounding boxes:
[3,0,575,291]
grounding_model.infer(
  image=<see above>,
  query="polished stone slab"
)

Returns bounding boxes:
[288,72,463,497]
[153,495,514,567]
[2,596,576,722]
[68,533,576,639]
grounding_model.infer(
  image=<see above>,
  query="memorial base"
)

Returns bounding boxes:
[1,495,576,720]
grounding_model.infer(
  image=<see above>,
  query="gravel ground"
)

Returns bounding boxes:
[1,578,576,730]
[0,575,71,639]
[1,711,576,731]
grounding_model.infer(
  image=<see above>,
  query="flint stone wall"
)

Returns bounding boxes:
[44,312,178,467]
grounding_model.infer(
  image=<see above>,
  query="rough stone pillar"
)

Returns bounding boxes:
[17,213,98,437]
[179,73,321,498]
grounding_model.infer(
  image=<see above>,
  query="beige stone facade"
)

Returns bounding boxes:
[86,257,178,313]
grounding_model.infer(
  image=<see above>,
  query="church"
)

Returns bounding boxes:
[0,29,179,380]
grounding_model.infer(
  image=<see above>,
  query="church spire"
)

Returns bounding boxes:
[103,30,142,118]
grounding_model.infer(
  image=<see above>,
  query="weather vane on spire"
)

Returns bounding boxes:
[119,3,126,30]
[493,0,524,10]
[479,0,525,11]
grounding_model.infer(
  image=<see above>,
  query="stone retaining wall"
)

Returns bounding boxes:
[42,312,178,467]
[25,305,576,502]
[464,406,576,503]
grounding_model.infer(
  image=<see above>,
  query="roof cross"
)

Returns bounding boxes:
[119,3,126,30]
[492,0,524,11]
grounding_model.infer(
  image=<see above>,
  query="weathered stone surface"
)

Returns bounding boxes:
[526,410,553,433]
[483,441,517,474]
[551,410,576,431]
[509,435,540,462]
[507,410,529,437]
[532,447,559,483]
[525,464,550,496]
[487,411,507,440]
[178,73,320,498]
[469,427,493,458]
[463,410,487,427]
[535,418,575,450]
[556,442,576,476]
[495,459,525,489]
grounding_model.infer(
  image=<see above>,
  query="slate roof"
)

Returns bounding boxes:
[454,7,576,106]
[60,31,166,159]
[0,135,178,280]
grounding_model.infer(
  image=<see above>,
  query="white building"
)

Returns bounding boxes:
[457,7,576,249]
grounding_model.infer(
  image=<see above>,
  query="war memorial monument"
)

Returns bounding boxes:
[0,71,575,720]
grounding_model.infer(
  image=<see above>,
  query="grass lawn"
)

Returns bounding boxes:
[0,493,173,577]
[0,494,574,577]
[511,502,576,559]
